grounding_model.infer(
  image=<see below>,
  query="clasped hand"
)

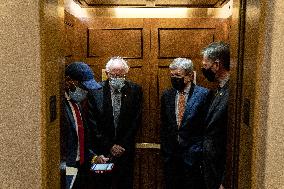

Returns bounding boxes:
[110,144,125,157]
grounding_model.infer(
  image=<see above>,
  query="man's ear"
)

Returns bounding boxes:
[105,70,109,78]
[214,59,221,70]
[189,72,194,80]
[185,72,194,82]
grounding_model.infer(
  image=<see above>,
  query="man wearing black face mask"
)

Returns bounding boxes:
[201,42,230,189]
[87,57,142,189]
[160,58,209,189]
[61,62,109,189]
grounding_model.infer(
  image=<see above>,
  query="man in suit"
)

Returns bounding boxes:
[160,58,209,189]
[61,62,109,189]
[201,42,230,189]
[87,57,143,189]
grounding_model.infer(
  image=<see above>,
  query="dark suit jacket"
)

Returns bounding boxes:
[87,80,142,161]
[202,82,229,189]
[160,84,209,167]
[60,99,96,168]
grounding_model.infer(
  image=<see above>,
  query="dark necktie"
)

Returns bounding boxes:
[177,92,186,128]
[70,101,84,165]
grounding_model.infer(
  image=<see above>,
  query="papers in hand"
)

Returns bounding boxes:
[66,166,78,189]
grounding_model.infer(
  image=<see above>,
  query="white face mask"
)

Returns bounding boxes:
[69,87,88,102]
[109,77,125,90]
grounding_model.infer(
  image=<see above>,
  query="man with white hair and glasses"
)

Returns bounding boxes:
[87,57,143,189]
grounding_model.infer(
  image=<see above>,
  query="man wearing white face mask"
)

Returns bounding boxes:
[87,57,143,189]
[61,62,109,189]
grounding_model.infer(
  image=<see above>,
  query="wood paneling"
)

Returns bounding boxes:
[88,28,143,59]
[158,28,215,59]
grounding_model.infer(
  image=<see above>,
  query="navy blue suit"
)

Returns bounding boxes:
[60,99,96,189]
[160,83,209,189]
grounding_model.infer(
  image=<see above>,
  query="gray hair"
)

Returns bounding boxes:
[202,41,230,70]
[105,56,130,72]
[169,58,193,74]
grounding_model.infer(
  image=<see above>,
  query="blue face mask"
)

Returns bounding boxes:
[69,87,88,102]
[109,78,125,90]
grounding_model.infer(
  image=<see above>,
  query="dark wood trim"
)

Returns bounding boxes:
[75,0,230,8]
[86,29,98,58]
[226,0,247,189]
[64,21,73,27]
[154,4,215,8]
[214,0,230,7]
[85,3,146,7]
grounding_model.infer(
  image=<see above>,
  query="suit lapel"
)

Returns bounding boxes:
[95,88,104,113]
[180,83,195,128]
[119,81,130,119]
[205,82,229,128]
[64,100,77,130]
[167,89,178,127]
[102,80,114,118]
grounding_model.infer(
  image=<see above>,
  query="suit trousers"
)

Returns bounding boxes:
[72,162,89,189]
[163,147,205,189]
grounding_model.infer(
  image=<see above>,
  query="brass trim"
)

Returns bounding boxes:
[135,143,160,149]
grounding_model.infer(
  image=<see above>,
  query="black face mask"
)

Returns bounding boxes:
[202,68,216,82]
[171,77,185,91]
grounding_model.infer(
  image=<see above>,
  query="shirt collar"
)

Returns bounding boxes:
[178,82,191,94]
[219,75,230,88]
[65,92,71,101]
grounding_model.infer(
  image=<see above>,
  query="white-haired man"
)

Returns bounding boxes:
[87,57,143,189]
[160,58,209,189]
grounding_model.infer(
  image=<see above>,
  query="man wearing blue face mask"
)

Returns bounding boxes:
[160,58,209,189]
[61,62,109,189]
[87,57,143,189]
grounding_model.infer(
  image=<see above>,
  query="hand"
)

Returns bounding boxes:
[110,144,125,157]
[95,155,109,164]
[219,184,225,189]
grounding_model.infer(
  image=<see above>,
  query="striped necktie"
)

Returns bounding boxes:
[177,92,186,128]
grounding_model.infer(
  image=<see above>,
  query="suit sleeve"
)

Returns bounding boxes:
[119,85,143,151]
[84,94,101,161]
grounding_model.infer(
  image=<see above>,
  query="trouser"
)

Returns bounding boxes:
[163,154,205,189]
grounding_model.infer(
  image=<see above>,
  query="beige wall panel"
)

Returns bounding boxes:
[0,1,42,188]
[263,0,284,187]
[0,0,64,189]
